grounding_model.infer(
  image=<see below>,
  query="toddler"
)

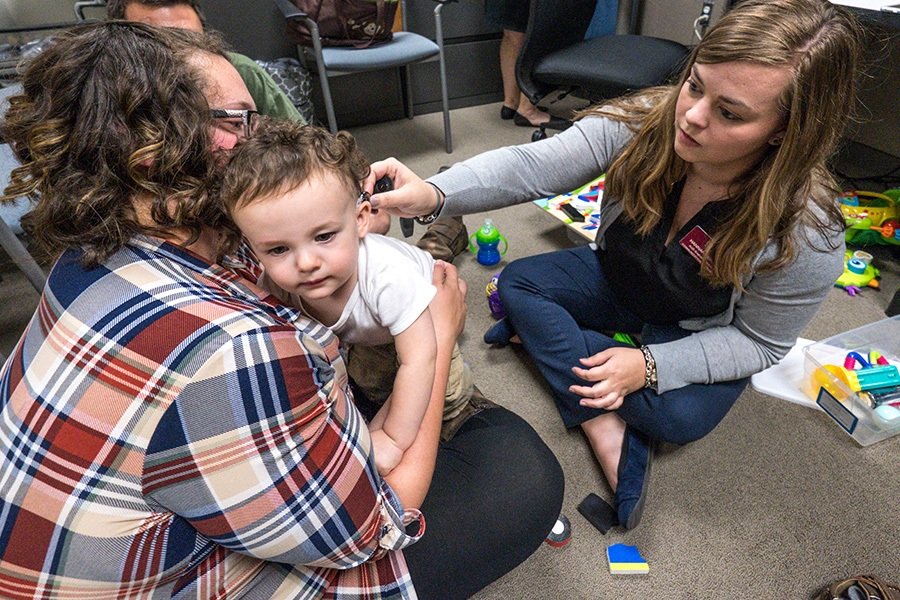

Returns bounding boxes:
[219,120,472,475]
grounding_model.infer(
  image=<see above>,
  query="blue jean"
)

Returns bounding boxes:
[497,244,748,445]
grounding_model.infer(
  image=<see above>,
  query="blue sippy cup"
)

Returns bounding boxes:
[468,219,508,266]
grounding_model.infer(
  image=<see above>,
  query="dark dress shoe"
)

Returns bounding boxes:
[614,426,655,530]
[501,105,547,120]
[512,111,571,131]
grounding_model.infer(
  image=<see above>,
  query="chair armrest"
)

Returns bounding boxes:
[272,0,323,46]
[74,0,104,21]
[272,0,309,21]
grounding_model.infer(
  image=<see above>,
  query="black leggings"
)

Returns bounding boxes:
[403,407,564,599]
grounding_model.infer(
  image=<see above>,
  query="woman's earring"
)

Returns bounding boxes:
[770,136,784,146]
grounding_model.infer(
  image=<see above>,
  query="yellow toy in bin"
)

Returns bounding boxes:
[840,189,900,246]
[803,316,900,446]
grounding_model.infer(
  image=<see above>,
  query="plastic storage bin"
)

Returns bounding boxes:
[803,315,900,446]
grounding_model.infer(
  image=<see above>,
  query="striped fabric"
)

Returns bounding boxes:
[0,235,422,599]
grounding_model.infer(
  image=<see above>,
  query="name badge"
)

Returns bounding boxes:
[678,225,711,263]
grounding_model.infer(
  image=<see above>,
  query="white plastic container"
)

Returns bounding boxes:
[803,315,900,446]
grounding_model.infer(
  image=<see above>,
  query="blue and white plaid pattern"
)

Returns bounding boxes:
[0,235,421,599]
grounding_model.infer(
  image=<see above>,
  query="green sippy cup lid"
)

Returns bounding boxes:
[475,219,501,243]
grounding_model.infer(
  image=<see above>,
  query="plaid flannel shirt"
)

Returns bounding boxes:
[0,236,422,599]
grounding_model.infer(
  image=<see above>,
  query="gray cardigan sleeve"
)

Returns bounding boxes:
[428,117,633,214]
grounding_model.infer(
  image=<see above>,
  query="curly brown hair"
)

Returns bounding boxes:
[1,22,229,266]
[217,119,370,254]
[579,0,861,289]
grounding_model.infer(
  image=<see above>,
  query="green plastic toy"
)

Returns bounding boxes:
[834,250,880,296]
[840,189,900,246]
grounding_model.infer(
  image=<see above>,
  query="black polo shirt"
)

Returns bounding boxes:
[597,181,735,325]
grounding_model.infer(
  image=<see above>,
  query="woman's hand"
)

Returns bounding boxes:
[366,157,441,218]
[429,260,467,350]
[570,347,646,410]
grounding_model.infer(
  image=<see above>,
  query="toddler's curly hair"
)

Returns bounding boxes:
[218,120,370,254]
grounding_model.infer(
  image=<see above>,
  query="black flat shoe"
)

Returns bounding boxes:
[501,105,547,120]
[614,426,655,530]
[512,111,570,130]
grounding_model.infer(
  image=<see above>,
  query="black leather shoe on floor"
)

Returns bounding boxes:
[513,111,570,130]
[614,426,655,530]
[501,105,547,120]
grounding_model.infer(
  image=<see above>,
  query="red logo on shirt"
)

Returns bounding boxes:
[679,226,711,263]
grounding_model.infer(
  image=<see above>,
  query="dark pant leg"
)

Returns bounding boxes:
[499,246,746,444]
[559,326,748,443]
[498,245,643,427]
[615,378,748,445]
[403,407,563,600]
[615,325,749,445]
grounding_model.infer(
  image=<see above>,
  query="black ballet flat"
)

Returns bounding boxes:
[513,111,570,130]
[500,105,516,120]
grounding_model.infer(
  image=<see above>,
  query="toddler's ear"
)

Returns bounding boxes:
[356,198,372,237]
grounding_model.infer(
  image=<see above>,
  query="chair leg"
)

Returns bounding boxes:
[434,4,452,153]
[307,43,338,133]
[318,70,339,133]
[0,217,45,293]
[437,54,451,154]
[401,65,414,120]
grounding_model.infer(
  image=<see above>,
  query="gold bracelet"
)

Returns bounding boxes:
[640,345,658,392]
[415,183,444,225]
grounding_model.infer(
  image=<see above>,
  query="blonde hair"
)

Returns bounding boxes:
[580,0,861,288]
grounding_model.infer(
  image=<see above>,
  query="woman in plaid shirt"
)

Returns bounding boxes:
[0,22,562,599]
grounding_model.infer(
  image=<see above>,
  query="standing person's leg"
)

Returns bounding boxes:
[403,406,563,599]
[487,0,555,126]
[498,29,524,117]
[500,29,553,127]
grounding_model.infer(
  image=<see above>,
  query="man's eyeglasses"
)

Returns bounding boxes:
[209,108,259,139]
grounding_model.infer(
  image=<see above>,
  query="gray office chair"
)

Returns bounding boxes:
[518,0,690,140]
[1,84,46,293]
[0,195,43,293]
[273,0,455,153]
